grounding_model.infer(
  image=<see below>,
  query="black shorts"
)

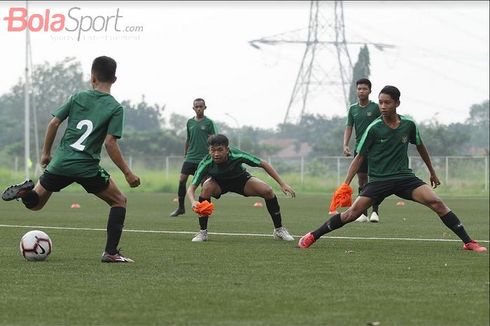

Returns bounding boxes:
[213,172,253,198]
[39,168,111,194]
[181,161,200,175]
[360,176,426,203]
[354,151,368,174]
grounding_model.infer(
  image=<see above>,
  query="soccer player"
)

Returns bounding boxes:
[2,56,141,262]
[186,134,295,242]
[298,85,487,253]
[343,78,382,222]
[169,98,217,217]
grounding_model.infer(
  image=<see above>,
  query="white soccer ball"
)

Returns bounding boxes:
[19,230,52,261]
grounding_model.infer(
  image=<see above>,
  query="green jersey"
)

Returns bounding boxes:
[185,116,217,163]
[192,147,261,186]
[356,115,422,182]
[46,90,124,177]
[346,101,380,145]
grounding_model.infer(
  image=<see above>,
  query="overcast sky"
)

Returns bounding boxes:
[0,1,488,130]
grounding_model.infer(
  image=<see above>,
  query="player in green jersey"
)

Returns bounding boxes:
[343,78,382,222]
[298,85,486,253]
[186,134,296,242]
[169,98,218,217]
[2,56,141,262]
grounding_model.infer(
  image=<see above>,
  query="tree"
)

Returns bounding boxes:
[122,97,165,132]
[348,45,371,105]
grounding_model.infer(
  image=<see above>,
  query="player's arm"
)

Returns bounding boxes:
[259,160,295,198]
[343,154,364,185]
[40,117,62,168]
[416,143,441,188]
[186,183,199,209]
[184,139,189,156]
[343,126,353,156]
[104,134,140,188]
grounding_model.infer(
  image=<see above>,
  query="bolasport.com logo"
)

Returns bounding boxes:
[2,7,144,41]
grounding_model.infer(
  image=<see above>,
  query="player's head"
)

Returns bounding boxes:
[193,98,206,118]
[208,134,229,164]
[378,85,400,116]
[356,78,372,101]
[91,56,117,84]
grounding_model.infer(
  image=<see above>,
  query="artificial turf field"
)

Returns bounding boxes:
[0,192,488,326]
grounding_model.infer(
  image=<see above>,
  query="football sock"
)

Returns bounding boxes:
[265,196,282,228]
[21,190,39,209]
[105,207,126,255]
[440,211,472,244]
[312,213,344,239]
[177,181,186,209]
[198,196,210,230]
[372,203,379,214]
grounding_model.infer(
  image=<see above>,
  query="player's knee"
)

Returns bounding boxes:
[429,197,446,212]
[113,193,127,207]
[262,186,275,200]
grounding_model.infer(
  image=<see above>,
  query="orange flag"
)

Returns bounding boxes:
[328,183,353,213]
[192,200,215,216]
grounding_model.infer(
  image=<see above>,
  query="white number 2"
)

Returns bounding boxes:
[70,119,93,151]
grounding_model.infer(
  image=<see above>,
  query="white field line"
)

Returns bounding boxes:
[0,224,488,243]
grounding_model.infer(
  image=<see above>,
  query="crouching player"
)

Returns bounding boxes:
[187,134,295,242]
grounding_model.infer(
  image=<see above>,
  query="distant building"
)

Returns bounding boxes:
[259,138,312,158]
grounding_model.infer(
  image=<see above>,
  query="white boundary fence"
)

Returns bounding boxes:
[8,155,489,191]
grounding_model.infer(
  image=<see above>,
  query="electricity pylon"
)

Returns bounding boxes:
[249,0,394,124]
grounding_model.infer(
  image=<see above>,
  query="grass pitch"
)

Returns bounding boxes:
[0,193,488,326]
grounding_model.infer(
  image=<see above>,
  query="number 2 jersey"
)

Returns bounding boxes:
[46,90,124,177]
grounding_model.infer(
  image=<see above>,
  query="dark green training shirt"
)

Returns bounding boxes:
[346,101,381,145]
[192,147,261,186]
[47,90,124,177]
[185,117,218,163]
[356,115,422,182]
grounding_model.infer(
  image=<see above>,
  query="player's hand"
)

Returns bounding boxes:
[40,154,51,168]
[125,172,141,188]
[343,146,351,157]
[281,184,296,198]
[430,174,441,189]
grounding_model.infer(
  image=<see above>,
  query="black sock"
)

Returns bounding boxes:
[105,207,126,255]
[177,181,186,209]
[312,214,344,239]
[372,203,379,214]
[198,197,210,230]
[440,211,472,244]
[265,196,282,228]
[21,190,39,209]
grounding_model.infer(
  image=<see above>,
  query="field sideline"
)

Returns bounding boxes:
[0,192,488,326]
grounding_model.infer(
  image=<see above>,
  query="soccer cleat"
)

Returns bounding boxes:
[101,250,135,263]
[463,241,487,253]
[169,207,185,217]
[192,230,208,242]
[297,232,316,249]
[273,226,294,241]
[2,179,35,201]
[369,212,380,223]
[355,214,369,222]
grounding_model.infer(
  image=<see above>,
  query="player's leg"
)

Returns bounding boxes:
[243,177,294,241]
[298,196,373,249]
[298,180,392,249]
[170,162,196,217]
[410,183,486,252]
[2,172,60,210]
[90,172,134,262]
[191,178,221,242]
[355,172,369,222]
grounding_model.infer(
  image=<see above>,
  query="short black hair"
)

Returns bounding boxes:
[91,56,117,83]
[356,78,372,89]
[208,134,228,147]
[379,85,401,102]
[194,98,206,106]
